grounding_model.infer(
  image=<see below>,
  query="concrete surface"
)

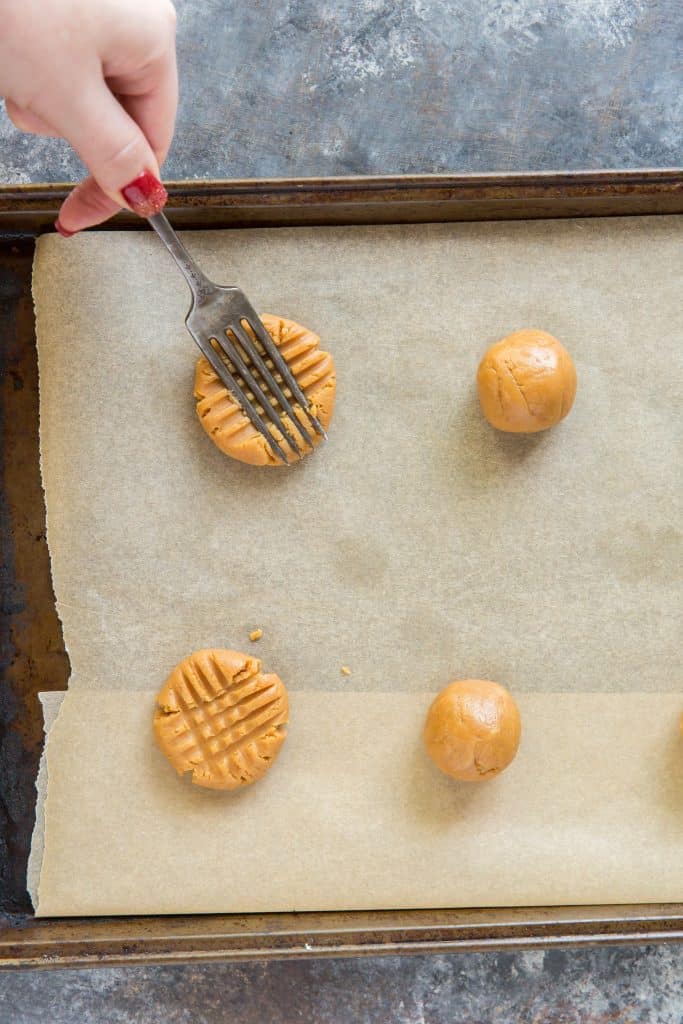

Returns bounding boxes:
[2,945,683,1023]
[1,0,681,1019]
[0,0,681,183]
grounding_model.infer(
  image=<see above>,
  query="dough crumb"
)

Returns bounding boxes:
[249,628,263,642]
[341,665,352,676]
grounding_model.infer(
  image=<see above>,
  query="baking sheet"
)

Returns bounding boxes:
[32,218,682,914]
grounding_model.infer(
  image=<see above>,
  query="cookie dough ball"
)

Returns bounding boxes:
[423,679,521,782]
[477,329,576,433]
[194,314,336,466]
[154,649,288,790]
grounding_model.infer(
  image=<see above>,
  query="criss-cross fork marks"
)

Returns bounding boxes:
[211,319,332,423]
[201,313,329,460]
[194,315,335,463]
[214,325,291,414]
[155,652,288,790]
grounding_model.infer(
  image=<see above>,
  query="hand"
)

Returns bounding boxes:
[0,0,178,233]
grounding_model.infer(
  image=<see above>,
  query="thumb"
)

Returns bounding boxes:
[37,77,168,231]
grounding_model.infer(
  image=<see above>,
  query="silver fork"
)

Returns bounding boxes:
[148,211,327,463]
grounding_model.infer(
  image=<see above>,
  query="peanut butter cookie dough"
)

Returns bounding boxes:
[194,315,336,465]
[423,679,521,781]
[477,329,577,433]
[154,648,288,790]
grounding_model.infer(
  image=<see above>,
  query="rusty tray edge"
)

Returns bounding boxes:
[0,169,682,231]
[2,904,683,970]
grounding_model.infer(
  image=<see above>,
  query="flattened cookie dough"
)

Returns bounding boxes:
[194,314,336,465]
[154,648,288,790]
[477,329,577,433]
[423,679,521,782]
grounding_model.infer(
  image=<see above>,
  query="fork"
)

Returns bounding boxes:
[148,211,327,463]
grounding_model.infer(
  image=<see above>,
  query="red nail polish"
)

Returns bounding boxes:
[55,219,75,238]
[121,171,168,218]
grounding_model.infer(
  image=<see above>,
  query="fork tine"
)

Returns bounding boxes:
[243,313,328,440]
[195,337,290,464]
[211,334,304,459]
[229,320,315,451]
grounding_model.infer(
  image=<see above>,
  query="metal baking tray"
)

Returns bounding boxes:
[1,171,682,969]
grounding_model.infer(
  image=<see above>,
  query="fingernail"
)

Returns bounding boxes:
[121,171,168,218]
[55,219,75,238]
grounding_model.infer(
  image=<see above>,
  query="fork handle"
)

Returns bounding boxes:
[148,212,212,302]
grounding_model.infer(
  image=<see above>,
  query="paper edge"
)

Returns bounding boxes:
[28,241,73,912]
[31,237,71,664]
[27,691,66,910]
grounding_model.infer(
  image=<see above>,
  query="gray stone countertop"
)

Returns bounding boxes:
[0,0,681,183]
[1,0,681,1019]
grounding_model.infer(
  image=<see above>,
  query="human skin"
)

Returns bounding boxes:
[0,0,178,232]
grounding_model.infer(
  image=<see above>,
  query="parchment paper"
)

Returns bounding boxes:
[31,218,682,915]
[35,692,683,916]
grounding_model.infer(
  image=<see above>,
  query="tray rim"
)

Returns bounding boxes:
[1,903,683,970]
[0,168,682,230]
[1,168,682,967]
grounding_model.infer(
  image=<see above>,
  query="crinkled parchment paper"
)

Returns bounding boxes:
[30,218,682,914]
